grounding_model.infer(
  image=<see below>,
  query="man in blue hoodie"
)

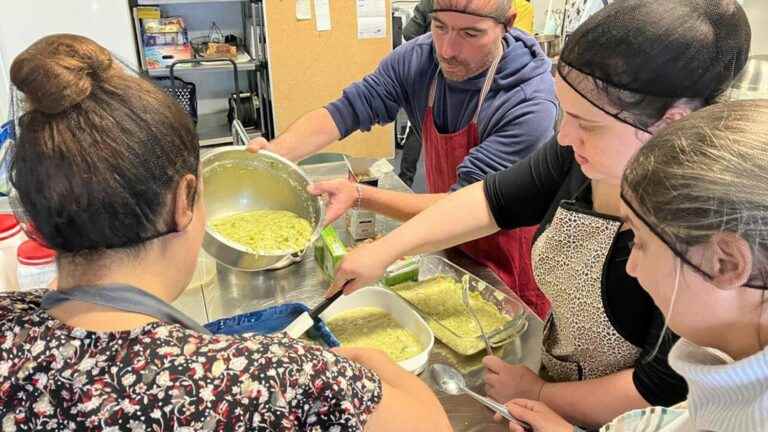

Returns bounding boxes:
[250,0,556,315]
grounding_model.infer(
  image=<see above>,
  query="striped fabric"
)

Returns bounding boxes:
[671,340,768,431]
[598,405,691,432]
[596,340,768,431]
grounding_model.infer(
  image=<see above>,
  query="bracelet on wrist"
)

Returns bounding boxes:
[355,183,363,210]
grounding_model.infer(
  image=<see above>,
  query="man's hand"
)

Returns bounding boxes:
[308,179,358,226]
[495,400,573,432]
[483,356,545,403]
[246,137,270,153]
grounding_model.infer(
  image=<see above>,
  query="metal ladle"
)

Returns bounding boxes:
[430,363,532,431]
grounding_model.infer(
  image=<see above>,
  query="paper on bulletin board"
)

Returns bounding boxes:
[296,0,311,20]
[314,0,332,31]
[356,0,386,39]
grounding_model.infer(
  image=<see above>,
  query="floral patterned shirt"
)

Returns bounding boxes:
[0,291,383,431]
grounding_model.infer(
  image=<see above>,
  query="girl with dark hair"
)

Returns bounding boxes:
[326,0,752,427]
[0,34,450,431]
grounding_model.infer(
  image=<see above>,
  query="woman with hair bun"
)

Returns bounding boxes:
[0,34,450,432]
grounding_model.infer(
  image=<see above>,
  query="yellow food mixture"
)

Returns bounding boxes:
[326,307,423,362]
[391,276,510,355]
[209,210,312,254]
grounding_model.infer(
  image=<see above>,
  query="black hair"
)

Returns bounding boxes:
[10,34,199,254]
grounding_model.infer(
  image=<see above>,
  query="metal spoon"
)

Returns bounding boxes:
[461,274,494,356]
[430,363,532,431]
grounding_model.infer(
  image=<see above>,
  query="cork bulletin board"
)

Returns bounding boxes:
[263,0,395,158]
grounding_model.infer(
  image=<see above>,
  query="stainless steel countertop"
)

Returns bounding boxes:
[173,160,544,431]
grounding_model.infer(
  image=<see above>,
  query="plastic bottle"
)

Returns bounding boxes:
[0,214,25,292]
[17,239,57,292]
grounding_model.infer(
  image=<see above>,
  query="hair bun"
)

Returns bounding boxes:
[10,34,114,114]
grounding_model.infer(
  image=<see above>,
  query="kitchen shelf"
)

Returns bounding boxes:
[130,0,272,138]
[147,55,261,77]
[197,111,261,146]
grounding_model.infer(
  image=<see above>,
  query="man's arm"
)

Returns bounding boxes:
[311,100,559,227]
[262,108,341,162]
[309,179,446,224]
[456,98,557,188]
[355,98,558,223]
[252,41,415,161]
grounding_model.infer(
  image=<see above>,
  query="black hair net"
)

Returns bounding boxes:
[558,0,751,133]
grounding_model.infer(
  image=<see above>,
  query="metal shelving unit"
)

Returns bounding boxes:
[137,0,246,4]
[146,54,261,77]
[197,111,261,146]
[129,0,272,146]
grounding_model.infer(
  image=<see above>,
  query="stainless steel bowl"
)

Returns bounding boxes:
[201,146,324,271]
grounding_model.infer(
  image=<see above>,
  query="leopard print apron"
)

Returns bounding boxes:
[532,198,642,381]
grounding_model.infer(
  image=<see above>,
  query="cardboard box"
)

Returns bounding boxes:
[144,44,194,69]
[314,226,347,279]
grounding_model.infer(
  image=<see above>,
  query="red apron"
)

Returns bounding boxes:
[422,50,550,319]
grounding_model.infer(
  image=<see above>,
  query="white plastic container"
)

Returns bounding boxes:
[17,239,57,292]
[344,156,379,241]
[0,214,25,292]
[346,208,376,240]
[320,286,434,374]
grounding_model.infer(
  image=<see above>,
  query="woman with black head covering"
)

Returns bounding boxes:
[326,0,752,427]
[502,98,768,432]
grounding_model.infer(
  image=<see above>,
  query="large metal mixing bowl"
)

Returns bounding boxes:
[201,146,324,271]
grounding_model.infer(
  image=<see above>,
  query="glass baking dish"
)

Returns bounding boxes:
[384,255,528,356]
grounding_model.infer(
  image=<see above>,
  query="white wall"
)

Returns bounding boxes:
[743,0,768,55]
[0,53,8,122]
[533,0,567,34]
[0,0,139,121]
[0,1,252,119]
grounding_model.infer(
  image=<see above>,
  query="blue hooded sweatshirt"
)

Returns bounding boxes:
[326,29,558,190]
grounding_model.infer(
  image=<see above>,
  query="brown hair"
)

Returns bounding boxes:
[10,34,199,254]
[622,99,768,285]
